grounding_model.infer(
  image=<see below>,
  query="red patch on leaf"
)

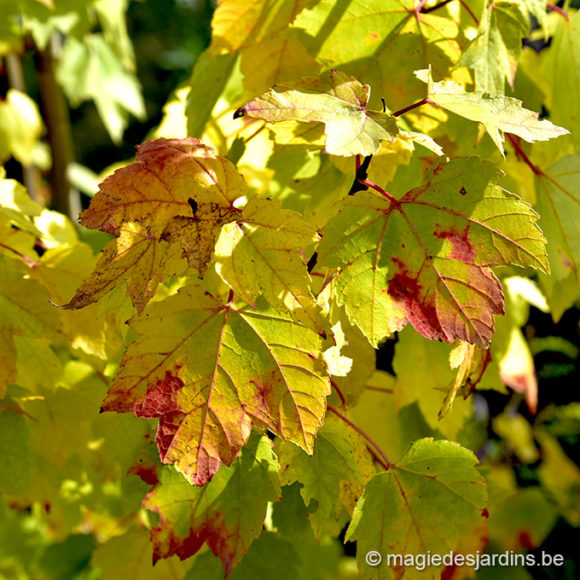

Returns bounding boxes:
[518,530,534,549]
[434,224,475,262]
[133,371,186,461]
[388,258,446,341]
[482,508,489,518]
[127,461,159,486]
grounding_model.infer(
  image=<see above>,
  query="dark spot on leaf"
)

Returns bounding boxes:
[482,508,489,518]
[188,198,198,214]
[459,186,467,195]
[233,106,246,119]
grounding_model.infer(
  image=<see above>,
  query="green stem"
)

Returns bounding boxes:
[35,35,80,220]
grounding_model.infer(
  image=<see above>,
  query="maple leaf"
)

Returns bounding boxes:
[210,0,320,95]
[534,154,580,319]
[318,157,549,348]
[539,10,580,150]
[416,69,570,155]
[214,196,321,325]
[346,439,488,579]
[459,0,529,95]
[234,70,398,156]
[61,222,181,314]
[80,137,245,236]
[291,0,467,111]
[276,420,365,540]
[142,433,280,572]
[0,256,61,397]
[102,284,330,486]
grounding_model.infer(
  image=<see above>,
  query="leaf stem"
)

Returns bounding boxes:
[506,133,544,176]
[0,242,42,266]
[328,404,392,469]
[392,97,431,117]
[459,0,480,25]
[547,2,568,21]
[330,379,347,406]
[358,178,399,205]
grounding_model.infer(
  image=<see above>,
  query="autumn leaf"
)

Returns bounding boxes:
[143,433,280,572]
[318,157,549,347]
[102,284,330,486]
[214,196,321,325]
[61,222,180,314]
[346,438,488,580]
[416,69,569,155]
[80,137,246,236]
[234,70,398,156]
[459,0,529,95]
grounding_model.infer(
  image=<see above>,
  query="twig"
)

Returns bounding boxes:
[392,97,432,118]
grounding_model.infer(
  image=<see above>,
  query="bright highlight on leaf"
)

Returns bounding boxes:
[346,439,488,578]
[234,70,399,156]
[318,157,549,347]
[102,284,330,486]
[416,69,569,155]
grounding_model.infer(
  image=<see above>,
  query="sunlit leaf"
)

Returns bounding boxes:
[318,157,548,347]
[235,70,398,156]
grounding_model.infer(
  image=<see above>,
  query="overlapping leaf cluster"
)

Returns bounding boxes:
[1,1,580,579]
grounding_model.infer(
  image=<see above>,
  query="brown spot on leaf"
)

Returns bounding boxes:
[459,186,467,195]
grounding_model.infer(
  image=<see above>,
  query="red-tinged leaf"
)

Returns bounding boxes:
[102,284,330,486]
[80,137,246,236]
[318,157,549,347]
[143,433,280,573]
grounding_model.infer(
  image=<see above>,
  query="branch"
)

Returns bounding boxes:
[35,34,80,221]
[328,405,392,469]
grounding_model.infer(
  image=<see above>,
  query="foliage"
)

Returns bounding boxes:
[1,1,580,579]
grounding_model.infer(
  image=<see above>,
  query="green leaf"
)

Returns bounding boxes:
[91,526,191,580]
[416,69,569,155]
[459,0,529,95]
[535,154,580,320]
[143,433,280,573]
[235,70,398,156]
[102,284,330,486]
[185,532,300,580]
[57,33,145,143]
[0,411,31,495]
[291,0,466,111]
[318,157,548,347]
[346,438,488,579]
[276,419,365,539]
[538,10,580,149]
